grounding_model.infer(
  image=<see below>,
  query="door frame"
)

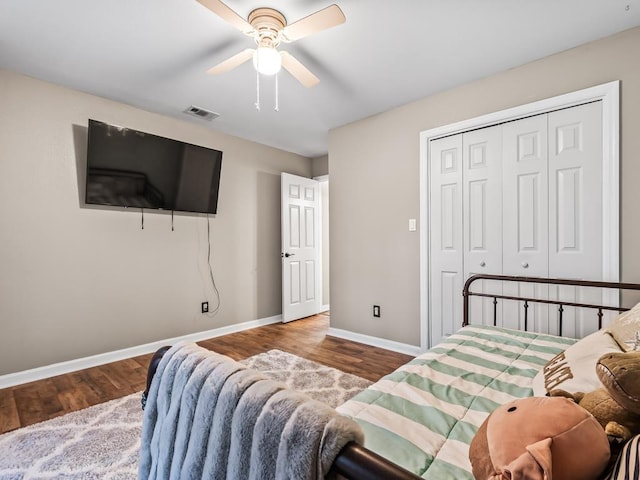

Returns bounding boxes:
[314,174,330,312]
[419,81,620,350]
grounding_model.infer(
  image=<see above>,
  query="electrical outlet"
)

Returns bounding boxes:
[373,305,381,317]
[201,301,209,313]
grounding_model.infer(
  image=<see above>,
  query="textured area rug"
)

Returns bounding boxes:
[0,349,371,479]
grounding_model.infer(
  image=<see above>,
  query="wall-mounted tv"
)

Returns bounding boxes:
[85,119,223,214]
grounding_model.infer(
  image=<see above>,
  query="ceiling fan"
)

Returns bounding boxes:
[196,0,346,88]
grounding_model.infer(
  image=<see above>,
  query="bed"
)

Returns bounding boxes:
[142,274,640,479]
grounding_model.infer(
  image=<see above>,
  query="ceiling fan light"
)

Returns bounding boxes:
[253,47,282,75]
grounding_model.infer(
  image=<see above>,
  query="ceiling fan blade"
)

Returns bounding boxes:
[207,48,254,74]
[280,51,319,88]
[282,4,345,42]
[196,0,253,33]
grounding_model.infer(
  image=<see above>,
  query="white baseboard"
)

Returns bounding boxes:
[327,327,422,357]
[0,314,283,389]
[320,304,330,313]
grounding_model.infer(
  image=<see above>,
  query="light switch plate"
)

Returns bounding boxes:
[409,218,417,232]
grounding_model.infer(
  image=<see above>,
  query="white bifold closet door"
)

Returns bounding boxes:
[501,114,550,333]
[428,135,464,346]
[429,101,603,347]
[548,102,603,337]
[463,126,503,328]
[429,125,504,342]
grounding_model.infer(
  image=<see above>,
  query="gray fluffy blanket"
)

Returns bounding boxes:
[138,342,364,480]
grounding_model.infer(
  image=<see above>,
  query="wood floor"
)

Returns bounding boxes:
[0,312,413,435]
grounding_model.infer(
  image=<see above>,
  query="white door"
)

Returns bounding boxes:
[548,102,604,337]
[463,125,503,327]
[428,102,607,343]
[423,83,619,348]
[429,135,463,347]
[281,173,321,323]
[502,114,550,332]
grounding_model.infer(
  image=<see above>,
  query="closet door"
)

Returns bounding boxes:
[429,135,463,347]
[502,115,550,332]
[549,101,603,337]
[463,125,503,326]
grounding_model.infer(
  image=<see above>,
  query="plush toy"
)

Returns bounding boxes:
[550,351,640,442]
[469,396,610,480]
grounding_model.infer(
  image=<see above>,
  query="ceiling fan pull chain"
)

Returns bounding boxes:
[255,69,261,111]
[275,72,279,112]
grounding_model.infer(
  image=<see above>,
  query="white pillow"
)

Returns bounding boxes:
[532,329,622,396]
[604,301,640,351]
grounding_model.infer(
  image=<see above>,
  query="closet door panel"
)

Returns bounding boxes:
[429,135,463,347]
[502,115,550,332]
[549,102,602,279]
[463,126,503,327]
[549,101,603,337]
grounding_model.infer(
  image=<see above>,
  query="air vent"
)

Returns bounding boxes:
[183,105,219,121]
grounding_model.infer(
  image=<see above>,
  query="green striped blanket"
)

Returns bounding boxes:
[336,325,576,479]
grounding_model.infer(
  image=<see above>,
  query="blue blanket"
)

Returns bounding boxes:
[139,342,363,480]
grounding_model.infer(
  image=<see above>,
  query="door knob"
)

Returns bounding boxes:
[479,261,486,267]
[521,262,529,268]
[283,253,295,258]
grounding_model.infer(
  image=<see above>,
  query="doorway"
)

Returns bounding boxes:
[280,173,330,322]
[316,175,330,312]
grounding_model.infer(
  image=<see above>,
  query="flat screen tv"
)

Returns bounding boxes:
[85,119,223,214]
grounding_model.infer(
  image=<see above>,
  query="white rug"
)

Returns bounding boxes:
[0,350,371,479]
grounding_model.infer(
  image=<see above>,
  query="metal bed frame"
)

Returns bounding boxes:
[142,274,640,480]
[463,274,640,334]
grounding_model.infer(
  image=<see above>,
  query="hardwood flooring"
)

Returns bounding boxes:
[0,312,413,434]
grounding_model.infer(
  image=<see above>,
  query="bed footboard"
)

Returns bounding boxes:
[141,346,422,480]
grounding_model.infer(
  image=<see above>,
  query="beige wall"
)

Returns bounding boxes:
[312,155,329,177]
[329,26,640,346]
[0,69,311,375]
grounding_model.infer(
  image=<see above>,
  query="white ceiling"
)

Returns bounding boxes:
[1,1,639,158]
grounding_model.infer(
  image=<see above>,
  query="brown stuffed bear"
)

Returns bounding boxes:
[550,351,640,442]
[469,396,610,480]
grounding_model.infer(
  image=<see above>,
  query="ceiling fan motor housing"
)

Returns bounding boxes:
[248,8,287,48]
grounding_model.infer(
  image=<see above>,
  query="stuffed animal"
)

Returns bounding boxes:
[550,351,640,442]
[469,396,610,480]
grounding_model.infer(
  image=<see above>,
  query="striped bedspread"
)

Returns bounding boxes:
[336,325,576,479]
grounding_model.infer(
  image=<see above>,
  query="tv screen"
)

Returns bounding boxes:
[85,119,223,214]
